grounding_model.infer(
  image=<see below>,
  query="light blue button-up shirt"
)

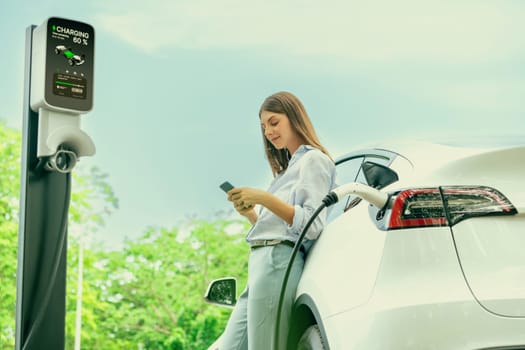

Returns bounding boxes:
[246,145,336,243]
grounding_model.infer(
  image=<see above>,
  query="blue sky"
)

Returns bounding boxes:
[1,0,524,249]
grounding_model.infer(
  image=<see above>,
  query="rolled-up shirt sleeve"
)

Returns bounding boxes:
[287,151,335,239]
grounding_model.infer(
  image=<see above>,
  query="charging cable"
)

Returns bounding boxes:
[273,183,388,350]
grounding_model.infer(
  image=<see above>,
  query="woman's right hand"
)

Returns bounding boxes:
[227,189,258,224]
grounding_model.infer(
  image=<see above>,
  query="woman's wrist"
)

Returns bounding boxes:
[256,191,268,207]
[247,211,258,225]
[258,192,294,225]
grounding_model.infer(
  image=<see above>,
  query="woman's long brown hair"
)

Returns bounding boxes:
[259,91,332,176]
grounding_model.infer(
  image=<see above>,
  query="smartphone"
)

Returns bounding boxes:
[219,181,235,193]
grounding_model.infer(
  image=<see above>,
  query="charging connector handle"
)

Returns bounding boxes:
[323,182,389,209]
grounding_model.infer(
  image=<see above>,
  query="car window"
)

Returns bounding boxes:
[327,153,394,222]
[327,157,364,222]
[363,154,391,167]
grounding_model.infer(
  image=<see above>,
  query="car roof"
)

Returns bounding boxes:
[337,134,525,164]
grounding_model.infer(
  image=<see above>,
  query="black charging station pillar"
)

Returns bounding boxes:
[16,16,95,349]
[15,13,102,350]
[15,25,71,350]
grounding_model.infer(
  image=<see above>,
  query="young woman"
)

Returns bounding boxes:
[220,91,336,349]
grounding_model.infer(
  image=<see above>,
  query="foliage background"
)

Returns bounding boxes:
[0,121,249,349]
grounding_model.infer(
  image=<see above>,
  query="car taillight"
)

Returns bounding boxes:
[387,186,517,230]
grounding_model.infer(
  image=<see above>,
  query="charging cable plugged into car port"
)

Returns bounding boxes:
[274,183,389,350]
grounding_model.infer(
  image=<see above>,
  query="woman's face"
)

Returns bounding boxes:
[260,110,302,153]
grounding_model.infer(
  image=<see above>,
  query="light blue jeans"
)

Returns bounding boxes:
[220,244,305,350]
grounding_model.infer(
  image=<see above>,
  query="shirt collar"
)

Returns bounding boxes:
[288,145,315,166]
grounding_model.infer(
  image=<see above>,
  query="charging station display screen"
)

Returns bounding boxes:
[53,73,87,99]
[45,17,94,111]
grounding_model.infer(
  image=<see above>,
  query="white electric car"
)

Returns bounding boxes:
[205,139,525,350]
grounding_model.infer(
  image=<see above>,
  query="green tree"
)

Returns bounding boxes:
[95,219,250,349]
[0,120,251,349]
[0,120,118,349]
[0,120,21,349]
[65,164,119,350]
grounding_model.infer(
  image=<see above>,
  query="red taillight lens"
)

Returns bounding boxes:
[387,186,517,230]
[441,186,517,225]
[388,188,447,229]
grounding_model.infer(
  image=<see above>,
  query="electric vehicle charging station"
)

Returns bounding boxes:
[16,17,95,350]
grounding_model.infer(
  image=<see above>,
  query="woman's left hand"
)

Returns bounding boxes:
[228,187,266,211]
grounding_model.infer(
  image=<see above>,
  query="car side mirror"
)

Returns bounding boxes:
[204,277,237,308]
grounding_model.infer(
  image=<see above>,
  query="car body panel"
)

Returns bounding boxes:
[323,299,525,349]
[410,145,525,317]
[298,203,387,317]
[427,146,525,210]
[297,223,471,347]
[293,141,525,349]
[452,214,525,317]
